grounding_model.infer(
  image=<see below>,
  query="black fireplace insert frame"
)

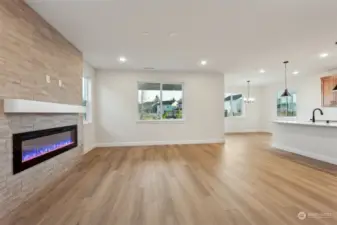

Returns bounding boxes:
[13,125,78,174]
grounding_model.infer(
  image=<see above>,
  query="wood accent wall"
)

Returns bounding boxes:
[0,0,83,105]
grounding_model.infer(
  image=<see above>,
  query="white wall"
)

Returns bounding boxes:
[95,70,224,146]
[83,62,96,153]
[262,72,337,132]
[272,122,337,165]
[224,86,264,133]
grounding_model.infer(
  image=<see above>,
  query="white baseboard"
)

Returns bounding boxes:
[225,130,260,133]
[225,131,271,134]
[83,144,98,154]
[271,143,337,165]
[95,138,225,147]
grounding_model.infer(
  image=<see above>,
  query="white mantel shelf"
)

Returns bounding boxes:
[4,99,85,114]
[273,120,337,128]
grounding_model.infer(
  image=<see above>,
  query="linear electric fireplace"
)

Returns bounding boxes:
[12,125,78,174]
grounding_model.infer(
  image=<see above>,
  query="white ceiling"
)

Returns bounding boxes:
[26,0,337,86]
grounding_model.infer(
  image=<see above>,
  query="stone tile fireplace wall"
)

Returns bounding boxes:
[0,0,84,219]
[0,114,83,218]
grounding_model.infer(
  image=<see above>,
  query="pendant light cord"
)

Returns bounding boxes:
[247,81,250,100]
[284,61,288,89]
[284,64,287,88]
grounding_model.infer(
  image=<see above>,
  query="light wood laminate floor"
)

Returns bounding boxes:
[2,134,337,225]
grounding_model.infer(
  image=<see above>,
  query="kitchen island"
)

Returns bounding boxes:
[272,120,337,165]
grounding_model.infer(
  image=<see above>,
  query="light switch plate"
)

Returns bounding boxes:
[58,80,62,87]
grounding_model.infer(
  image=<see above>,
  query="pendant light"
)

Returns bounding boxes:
[244,80,255,104]
[333,73,337,92]
[333,83,337,92]
[333,42,337,92]
[281,61,291,97]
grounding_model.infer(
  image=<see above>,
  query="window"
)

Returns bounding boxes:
[277,91,297,117]
[138,82,183,120]
[82,77,91,122]
[224,93,243,117]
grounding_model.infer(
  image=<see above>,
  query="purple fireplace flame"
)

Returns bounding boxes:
[13,125,78,174]
[22,139,74,162]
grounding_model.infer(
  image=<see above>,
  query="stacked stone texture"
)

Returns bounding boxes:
[0,114,83,218]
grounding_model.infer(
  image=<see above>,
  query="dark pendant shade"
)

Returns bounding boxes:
[333,84,337,92]
[281,61,291,97]
[281,88,291,97]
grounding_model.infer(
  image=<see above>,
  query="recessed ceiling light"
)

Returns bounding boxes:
[292,71,299,75]
[119,56,127,63]
[200,60,207,66]
[259,69,265,73]
[319,53,329,58]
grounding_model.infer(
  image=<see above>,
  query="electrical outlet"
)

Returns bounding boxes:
[46,75,51,83]
[58,80,62,87]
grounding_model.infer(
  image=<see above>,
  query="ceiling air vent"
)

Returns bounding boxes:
[327,67,337,72]
[143,67,155,70]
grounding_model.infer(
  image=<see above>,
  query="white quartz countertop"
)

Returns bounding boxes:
[273,120,337,128]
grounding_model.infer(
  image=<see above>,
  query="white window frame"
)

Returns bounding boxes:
[82,77,92,124]
[224,93,245,118]
[137,82,184,123]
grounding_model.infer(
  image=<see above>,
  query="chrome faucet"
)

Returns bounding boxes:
[311,108,323,123]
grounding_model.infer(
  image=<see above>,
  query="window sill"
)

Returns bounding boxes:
[225,116,245,119]
[83,121,92,125]
[277,116,297,119]
[136,119,185,124]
